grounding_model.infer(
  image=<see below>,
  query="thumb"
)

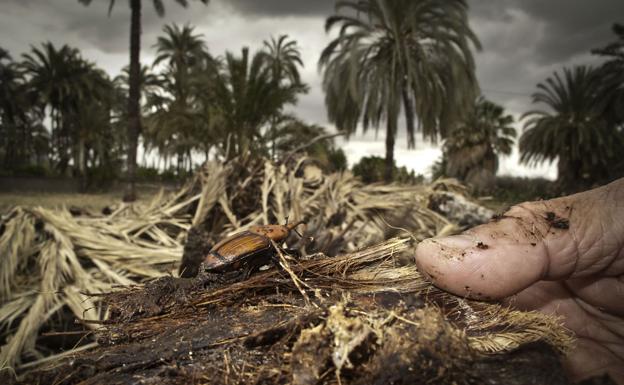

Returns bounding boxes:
[415,180,624,300]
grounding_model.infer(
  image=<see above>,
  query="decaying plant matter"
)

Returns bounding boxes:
[16,238,576,385]
[0,155,581,384]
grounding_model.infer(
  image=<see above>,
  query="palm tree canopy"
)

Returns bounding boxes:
[519,66,623,186]
[319,0,481,147]
[443,96,515,184]
[115,64,162,95]
[0,48,27,123]
[592,23,624,126]
[21,42,112,118]
[261,35,305,87]
[445,96,516,156]
[210,47,307,158]
[153,23,210,70]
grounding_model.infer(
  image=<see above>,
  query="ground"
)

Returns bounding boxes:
[0,185,165,215]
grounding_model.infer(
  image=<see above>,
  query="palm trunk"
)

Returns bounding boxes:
[402,88,415,148]
[125,0,142,201]
[384,113,397,183]
[271,115,277,161]
[78,135,86,191]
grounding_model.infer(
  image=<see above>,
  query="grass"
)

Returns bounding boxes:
[0,186,163,215]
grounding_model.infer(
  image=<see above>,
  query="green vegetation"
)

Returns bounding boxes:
[431,23,624,195]
[438,97,516,193]
[0,6,623,198]
[0,26,322,188]
[79,0,210,200]
[353,156,423,184]
[519,66,624,191]
[320,0,480,181]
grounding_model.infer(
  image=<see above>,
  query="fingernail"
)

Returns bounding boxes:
[430,234,476,250]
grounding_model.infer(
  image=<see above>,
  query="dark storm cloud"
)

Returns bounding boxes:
[224,0,334,17]
[0,0,217,56]
[470,0,624,65]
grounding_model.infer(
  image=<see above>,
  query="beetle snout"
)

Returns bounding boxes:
[286,220,306,231]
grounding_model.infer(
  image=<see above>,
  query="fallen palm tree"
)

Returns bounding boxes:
[0,156,479,372]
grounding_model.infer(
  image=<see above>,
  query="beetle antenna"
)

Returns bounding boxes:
[287,220,306,231]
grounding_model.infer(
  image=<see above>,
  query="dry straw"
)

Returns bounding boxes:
[0,157,570,372]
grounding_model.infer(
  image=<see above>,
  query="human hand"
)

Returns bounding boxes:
[415,178,624,384]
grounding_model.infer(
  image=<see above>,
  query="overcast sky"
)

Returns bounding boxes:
[1,0,622,179]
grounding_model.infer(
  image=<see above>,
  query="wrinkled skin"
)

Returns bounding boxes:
[416,178,624,384]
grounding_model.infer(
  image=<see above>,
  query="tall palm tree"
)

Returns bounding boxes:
[146,23,214,172]
[21,43,94,174]
[214,47,301,158]
[519,66,622,190]
[261,35,305,87]
[260,35,307,159]
[115,64,162,165]
[319,0,480,181]
[443,96,516,192]
[79,0,209,201]
[153,23,209,71]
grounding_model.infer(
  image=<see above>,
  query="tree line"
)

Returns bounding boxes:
[0,26,347,190]
[1,0,623,195]
[319,1,624,193]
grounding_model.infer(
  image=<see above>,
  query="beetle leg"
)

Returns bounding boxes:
[282,248,301,260]
[242,265,256,280]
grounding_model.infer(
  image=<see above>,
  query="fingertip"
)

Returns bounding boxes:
[415,233,546,300]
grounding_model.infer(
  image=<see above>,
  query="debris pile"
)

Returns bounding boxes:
[16,239,574,385]
[0,156,578,384]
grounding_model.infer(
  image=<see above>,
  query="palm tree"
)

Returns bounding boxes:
[443,96,516,192]
[21,43,93,174]
[114,64,162,101]
[593,23,624,67]
[592,23,624,177]
[115,64,162,166]
[261,35,305,87]
[592,23,624,128]
[22,43,114,185]
[146,23,215,172]
[214,47,302,158]
[153,23,210,71]
[519,66,623,190]
[79,0,209,201]
[319,0,480,181]
[260,35,308,159]
[0,48,30,168]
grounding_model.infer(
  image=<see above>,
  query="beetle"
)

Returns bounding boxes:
[202,220,306,275]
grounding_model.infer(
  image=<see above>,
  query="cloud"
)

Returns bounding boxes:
[224,0,334,17]
[469,0,623,66]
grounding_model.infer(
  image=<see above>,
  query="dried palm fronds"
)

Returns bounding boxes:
[16,238,574,385]
[0,156,490,371]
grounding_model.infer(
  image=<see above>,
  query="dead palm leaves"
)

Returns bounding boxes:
[0,156,491,371]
